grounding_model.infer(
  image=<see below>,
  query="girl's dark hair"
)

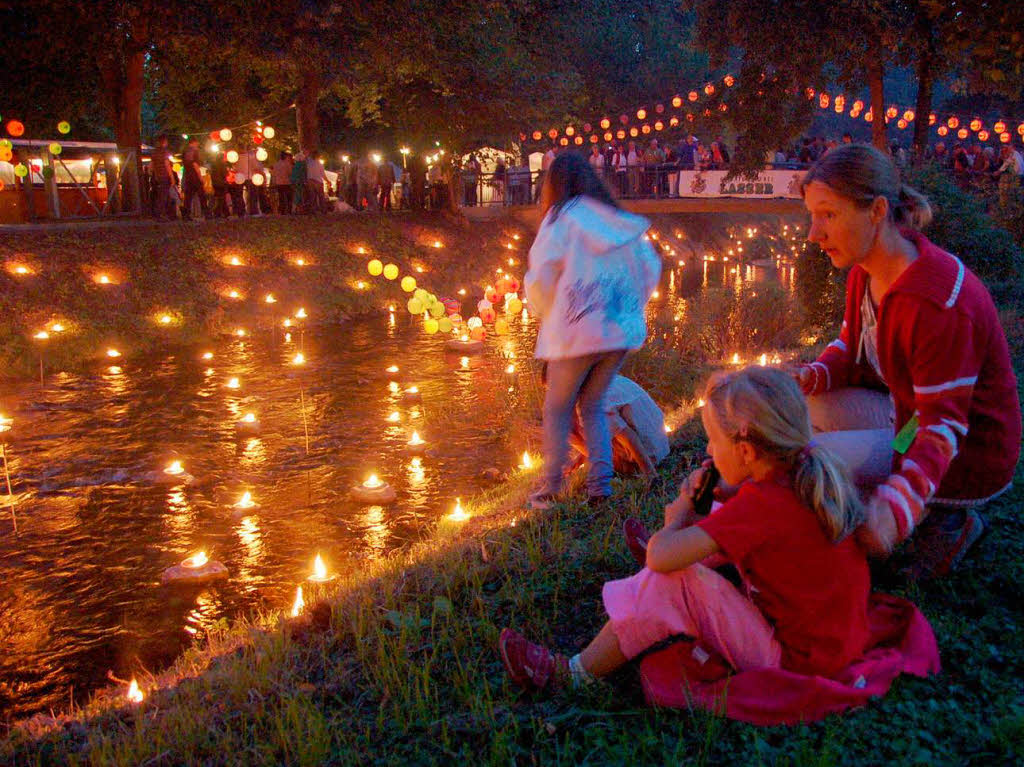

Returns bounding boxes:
[800,143,932,230]
[542,152,619,220]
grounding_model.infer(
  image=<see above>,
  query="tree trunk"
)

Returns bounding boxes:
[912,49,934,166]
[296,64,321,154]
[98,48,145,213]
[867,59,887,151]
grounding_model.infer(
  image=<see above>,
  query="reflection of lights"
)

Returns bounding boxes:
[127,679,144,703]
[433,241,443,248]
[230,256,242,266]
[265,294,276,304]
[387,411,400,422]
[460,357,469,369]
[519,452,533,469]
[226,377,240,389]
[34,330,49,340]
[697,398,706,408]
[506,364,515,374]
[295,308,307,319]
[291,586,305,617]
[458,288,466,296]
[202,351,213,360]
[159,315,172,324]
[292,352,305,365]
[389,381,399,393]
[235,328,246,337]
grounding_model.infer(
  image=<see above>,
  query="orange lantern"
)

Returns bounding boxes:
[654,121,664,131]
[993,120,1006,134]
[718,103,728,112]
[672,95,682,108]
[903,110,915,122]
[532,131,542,141]
[853,99,864,112]
[1000,132,1011,143]
[6,120,24,137]
[806,87,816,99]
[636,109,646,120]
[548,128,558,139]
[865,110,873,123]
[977,130,990,142]
[885,106,897,120]
[600,118,610,130]
[1017,123,1024,136]
[688,91,698,102]
[590,134,598,143]
[565,125,575,136]
[604,132,613,141]
[629,127,639,137]
[639,124,649,134]
[559,137,568,146]
[616,130,626,139]
[897,119,907,130]
[724,74,735,87]
[937,125,948,136]
[969,118,982,132]
[574,135,583,145]
[819,93,830,108]
[957,128,968,139]
[928,113,936,125]
[583,123,592,133]
[704,83,715,96]
[669,116,679,127]
[834,95,845,110]
[947,116,959,129]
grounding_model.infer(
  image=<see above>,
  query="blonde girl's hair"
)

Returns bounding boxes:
[800,143,933,230]
[704,366,864,542]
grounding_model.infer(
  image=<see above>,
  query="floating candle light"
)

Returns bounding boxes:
[34,330,49,340]
[697,398,706,408]
[232,491,258,510]
[295,257,306,266]
[295,308,307,319]
[445,334,484,353]
[308,554,332,583]
[161,548,226,584]
[226,377,240,389]
[126,679,144,704]
[202,351,213,360]
[14,265,30,275]
[356,281,366,289]
[182,550,208,568]
[448,497,469,522]
[387,411,400,422]
[350,474,397,503]
[228,289,241,299]
[235,329,246,338]
[388,381,400,393]
[98,274,111,284]
[357,246,366,254]
[407,430,425,447]
[506,364,516,374]
[159,315,172,324]
[386,365,399,373]
[283,318,292,328]
[460,357,469,369]
[50,323,65,333]
[106,348,121,358]
[292,352,305,365]
[519,451,533,470]
[265,294,276,304]
[652,291,660,299]
[458,288,466,295]
[433,240,443,248]
[291,586,305,617]
[236,412,261,435]
[230,256,242,266]
[401,386,421,403]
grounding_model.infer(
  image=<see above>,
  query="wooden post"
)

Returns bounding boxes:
[42,147,61,219]
[103,152,120,214]
[19,153,36,223]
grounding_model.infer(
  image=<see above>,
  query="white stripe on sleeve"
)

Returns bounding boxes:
[913,376,978,395]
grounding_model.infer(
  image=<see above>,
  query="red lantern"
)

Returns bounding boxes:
[590,134,598,143]
[669,117,679,127]
[479,307,496,324]
[853,100,864,112]
[6,120,24,137]
[978,130,990,142]
[583,123,592,133]
[209,130,219,141]
[885,106,897,120]
[604,132,613,141]
[928,113,936,125]
[619,114,629,124]
[629,127,639,137]
[548,128,558,139]
[519,132,527,142]
[616,129,626,139]
[506,276,521,293]
[903,110,915,122]
[253,134,264,145]
[993,120,1006,134]
[532,131,542,141]
[897,119,907,130]
[688,91,698,102]
[969,118,982,132]
[655,104,664,114]
[641,124,651,134]
[805,88,816,99]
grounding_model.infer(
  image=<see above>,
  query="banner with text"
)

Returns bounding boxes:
[675,169,806,199]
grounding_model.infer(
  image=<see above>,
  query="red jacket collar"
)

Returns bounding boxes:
[852,230,965,311]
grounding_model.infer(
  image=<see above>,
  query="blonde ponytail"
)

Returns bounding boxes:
[705,367,864,543]
[896,184,932,230]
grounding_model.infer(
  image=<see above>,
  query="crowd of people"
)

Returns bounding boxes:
[499,144,1020,720]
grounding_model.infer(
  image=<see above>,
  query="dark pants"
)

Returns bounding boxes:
[182,177,209,220]
[153,178,171,219]
[378,183,393,211]
[275,185,293,215]
[212,186,230,217]
[229,184,246,216]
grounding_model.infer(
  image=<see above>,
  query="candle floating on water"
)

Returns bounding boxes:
[232,491,258,511]
[292,352,305,365]
[387,411,400,422]
[182,550,208,568]
[350,473,397,503]
[448,497,469,522]
[386,365,399,373]
[308,554,333,583]
[295,308,307,319]
[106,348,121,358]
[202,351,213,360]
[236,413,261,435]
[401,386,421,403]
[226,377,240,389]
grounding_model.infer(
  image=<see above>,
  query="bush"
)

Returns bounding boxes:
[907,164,1024,281]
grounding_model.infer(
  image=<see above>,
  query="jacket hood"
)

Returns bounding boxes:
[551,196,650,255]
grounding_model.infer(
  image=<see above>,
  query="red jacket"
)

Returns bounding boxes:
[801,231,1020,542]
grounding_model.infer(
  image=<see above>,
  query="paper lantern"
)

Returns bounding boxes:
[574,136,583,145]
[947,116,959,129]
[469,326,485,342]
[484,285,499,303]
[590,134,599,143]
[428,301,445,318]
[57,120,71,134]
[897,119,907,130]
[641,124,651,134]
[14,164,28,178]
[532,131,542,141]
[1017,123,1024,136]
[928,113,936,125]
[937,126,948,136]
[724,74,735,87]
[383,263,399,280]
[565,125,575,136]
[253,134,264,145]
[401,276,417,292]
[494,318,509,335]
[414,288,429,302]
[49,142,63,156]
[853,100,864,112]
[255,147,268,162]
[884,106,897,120]
[583,122,592,133]
[467,316,482,330]
[0,146,12,162]
[669,117,679,128]
[903,110,915,122]
[834,95,845,110]
[672,96,682,108]
[407,298,424,315]
[688,91,698,102]
[548,128,558,139]
[251,172,265,186]
[978,130,990,142]
[957,128,968,139]
[424,318,439,334]
[636,109,646,121]
[704,83,715,95]
[619,114,629,124]
[209,131,219,141]
[506,297,523,315]
[865,110,874,123]
[443,297,460,314]
[805,88,816,99]
[1000,132,1011,143]
[368,259,383,276]
[449,313,463,325]
[438,317,453,333]
[629,128,638,137]
[226,149,239,163]
[263,126,275,139]
[6,120,24,137]
[969,118,982,132]
[993,121,1006,134]
[480,307,496,323]
[818,93,830,109]
[604,132,613,141]
[0,138,10,150]
[477,298,492,312]
[219,128,232,141]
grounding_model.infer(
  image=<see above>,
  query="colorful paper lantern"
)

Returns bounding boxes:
[532,131,542,141]
[424,318,439,334]
[467,316,482,330]
[383,263,399,280]
[506,297,523,315]
[469,326,485,342]
[565,125,575,136]
[407,298,424,315]
[6,120,24,137]
[438,317,453,333]
[368,259,383,276]
[57,120,71,134]
[480,307,496,324]
[671,96,682,108]
[401,276,417,292]
[937,126,948,136]
[1000,132,1011,143]
[14,163,28,178]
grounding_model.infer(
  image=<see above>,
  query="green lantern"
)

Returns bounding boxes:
[49,142,62,156]
[57,120,71,134]
[14,163,28,178]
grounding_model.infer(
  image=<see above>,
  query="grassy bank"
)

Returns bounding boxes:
[0,213,523,379]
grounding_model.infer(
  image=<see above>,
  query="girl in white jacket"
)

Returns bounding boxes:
[525,152,661,508]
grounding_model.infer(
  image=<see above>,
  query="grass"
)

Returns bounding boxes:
[1,214,1022,765]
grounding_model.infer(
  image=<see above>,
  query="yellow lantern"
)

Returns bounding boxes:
[219,128,232,141]
[226,149,239,164]
[383,263,399,280]
[636,109,646,120]
[49,142,62,155]
[57,120,71,134]
[401,276,417,292]
[407,297,423,315]
[993,120,1006,134]
[255,147,268,162]
[424,318,439,334]
[903,110,915,122]
[263,126,275,139]
[368,259,383,276]
[970,118,982,132]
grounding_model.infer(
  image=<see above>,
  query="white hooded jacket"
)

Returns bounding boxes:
[525,196,661,360]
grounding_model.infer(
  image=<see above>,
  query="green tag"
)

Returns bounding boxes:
[893,413,919,455]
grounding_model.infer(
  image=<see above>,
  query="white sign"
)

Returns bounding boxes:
[675,169,806,198]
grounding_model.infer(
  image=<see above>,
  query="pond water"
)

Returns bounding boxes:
[0,214,808,719]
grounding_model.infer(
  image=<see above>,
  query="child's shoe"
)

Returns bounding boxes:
[903,508,987,581]
[499,628,568,692]
[623,517,651,567]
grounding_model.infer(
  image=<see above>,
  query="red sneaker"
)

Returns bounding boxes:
[623,518,651,567]
[499,628,567,692]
